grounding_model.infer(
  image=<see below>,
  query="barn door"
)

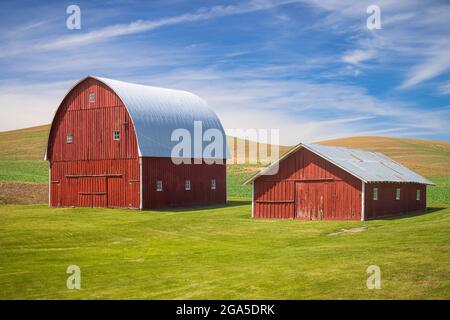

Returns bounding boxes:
[78,176,108,208]
[295,182,325,220]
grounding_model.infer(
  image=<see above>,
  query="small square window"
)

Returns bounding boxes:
[89,93,95,102]
[156,180,163,192]
[113,131,120,141]
[66,133,73,144]
[185,179,191,191]
[211,179,216,190]
[395,188,401,200]
[373,187,378,201]
[416,189,421,201]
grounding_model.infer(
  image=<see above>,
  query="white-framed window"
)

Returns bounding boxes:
[156,180,163,192]
[66,133,73,144]
[113,131,120,141]
[211,179,216,190]
[89,92,95,102]
[373,187,378,200]
[395,188,401,200]
[416,189,421,201]
[185,179,191,191]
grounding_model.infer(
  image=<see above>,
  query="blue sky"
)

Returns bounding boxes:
[0,0,449,144]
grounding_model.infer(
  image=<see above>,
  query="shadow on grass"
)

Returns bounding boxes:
[153,199,252,213]
[376,207,446,221]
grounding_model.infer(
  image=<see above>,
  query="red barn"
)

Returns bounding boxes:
[244,143,434,220]
[45,76,227,209]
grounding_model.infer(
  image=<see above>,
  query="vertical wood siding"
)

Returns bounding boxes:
[364,183,426,219]
[253,148,362,220]
[48,78,140,208]
[141,157,226,209]
[50,159,140,208]
[47,78,138,161]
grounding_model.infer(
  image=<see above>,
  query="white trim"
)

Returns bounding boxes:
[361,181,365,221]
[251,185,254,218]
[139,157,143,210]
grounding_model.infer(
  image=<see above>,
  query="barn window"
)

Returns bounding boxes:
[156,180,163,192]
[66,133,73,144]
[395,188,401,200]
[416,189,420,201]
[185,180,191,191]
[373,187,378,200]
[113,131,120,141]
[89,92,95,102]
[211,179,216,190]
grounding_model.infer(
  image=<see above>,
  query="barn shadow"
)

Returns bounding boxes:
[153,199,252,213]
[375,207,445,221]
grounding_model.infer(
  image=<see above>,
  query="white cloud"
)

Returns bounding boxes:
[438,81,450,95]
[38,0,302,51]
[399,44,450,89]
[342,49,376,65]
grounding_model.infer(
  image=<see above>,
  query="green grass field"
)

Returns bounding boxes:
[1,126,450,299]
[1,200,449,299]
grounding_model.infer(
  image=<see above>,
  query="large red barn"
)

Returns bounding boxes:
[244,143,434,220]
[45,76,227,209]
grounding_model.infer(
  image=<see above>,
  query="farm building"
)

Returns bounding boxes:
[244,143,434,220]
[45,76,227,209]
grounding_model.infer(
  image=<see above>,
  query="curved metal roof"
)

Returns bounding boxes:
[244,143,434,185]
[93,76,227,159]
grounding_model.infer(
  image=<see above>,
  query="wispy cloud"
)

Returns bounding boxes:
[399,43,450,89]
[38,0,301,50]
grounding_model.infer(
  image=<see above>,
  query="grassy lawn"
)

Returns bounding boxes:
[1,126,449,299]
[1,199,449,299]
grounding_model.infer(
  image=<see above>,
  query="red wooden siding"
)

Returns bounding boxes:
[47,78,140,209]
[47,78,138,161]
[365,183,426,219]
[253,148,362,220]
[50,159,140,208]
[141,157,226,209]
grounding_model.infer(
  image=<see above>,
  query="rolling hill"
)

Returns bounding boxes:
[0,125,449,204]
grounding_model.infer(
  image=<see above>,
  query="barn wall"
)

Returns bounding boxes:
[50,159,140,208]
[365,183,426,219]
[47,78,139,161]
[253,148,362,220]
[141,157,226,209]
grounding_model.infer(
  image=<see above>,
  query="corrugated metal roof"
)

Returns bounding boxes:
[93,76,227,159]
[244,143,434,185]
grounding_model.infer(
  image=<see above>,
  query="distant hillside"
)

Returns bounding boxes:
[0,125,449,204]
[0,125,49,182]
[318,136,450,178]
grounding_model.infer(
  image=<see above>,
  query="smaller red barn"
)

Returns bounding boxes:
[244,143,434,220]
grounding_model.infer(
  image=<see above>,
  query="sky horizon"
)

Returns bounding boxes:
[1,0,449,144]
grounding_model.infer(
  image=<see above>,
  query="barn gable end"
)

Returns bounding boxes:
[46,76,226,210]
[252,147,362,220]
